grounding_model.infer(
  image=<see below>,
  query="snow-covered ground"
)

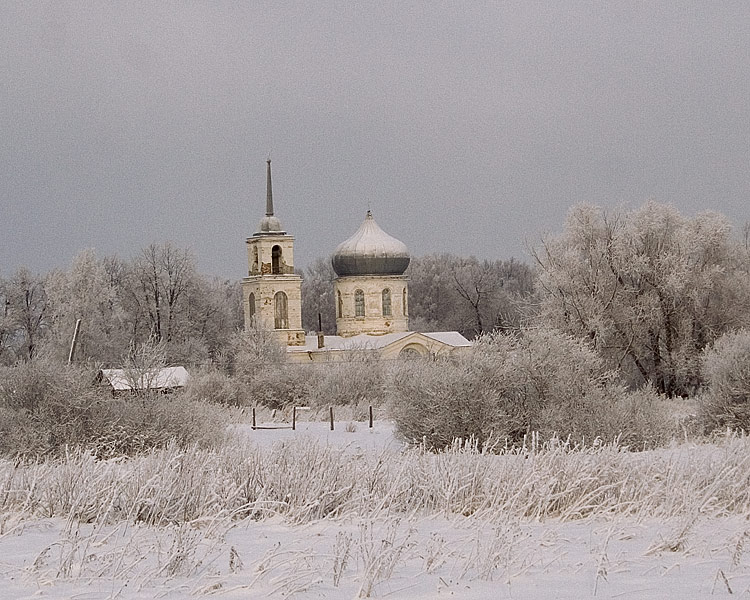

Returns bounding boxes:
[1,421,748,599]
[230,419,404,455]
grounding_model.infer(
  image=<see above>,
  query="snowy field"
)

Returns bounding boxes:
[1,421,749,599]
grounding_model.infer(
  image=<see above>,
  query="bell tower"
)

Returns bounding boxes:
[242,160,306,346]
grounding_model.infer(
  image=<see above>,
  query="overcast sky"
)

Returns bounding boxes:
[2,1,749,279]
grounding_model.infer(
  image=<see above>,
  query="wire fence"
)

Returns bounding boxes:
[251,405,375,431]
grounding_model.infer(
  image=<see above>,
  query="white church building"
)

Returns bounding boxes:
[241,161,471,362]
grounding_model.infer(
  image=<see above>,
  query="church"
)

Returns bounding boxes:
[241,161,471,362]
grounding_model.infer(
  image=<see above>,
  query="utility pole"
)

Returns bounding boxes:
[68,319,82,364]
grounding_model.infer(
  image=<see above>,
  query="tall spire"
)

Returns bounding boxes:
[266,159,274,216]
[254,159,285,235]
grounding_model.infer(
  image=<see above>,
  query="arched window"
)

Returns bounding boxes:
[382,288,392,316]
[337,290,343,318]
[399,344,425,358]
[274,291,288,329]
[402,287,408,316]
[354,289,365,317]
[248,292,256,325]
[272,245,281,274]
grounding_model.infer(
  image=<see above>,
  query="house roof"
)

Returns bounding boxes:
[99,366,190,391]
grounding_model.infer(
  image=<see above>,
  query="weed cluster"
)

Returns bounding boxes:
[2,433,750,526]
[0,360,229,457]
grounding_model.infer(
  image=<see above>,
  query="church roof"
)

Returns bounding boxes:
[331,211,410,277]
[287,331,471,354]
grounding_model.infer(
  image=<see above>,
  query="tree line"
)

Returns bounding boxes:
[2,201,749,399]
[298,254,536,340]
[0,245,243,366]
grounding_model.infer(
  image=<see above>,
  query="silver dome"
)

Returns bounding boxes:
[332,211,410,277]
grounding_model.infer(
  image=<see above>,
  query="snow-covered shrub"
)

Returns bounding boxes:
[93,395,227,457]
[182,368,246,406]
[391,327,673,449]
[0,359,101,455]
[306,351,387,408]
[243,364,312,409]
[569,385,676,449]
[225,327,287,378]
[219,328,310,409]
[699,329,750,432]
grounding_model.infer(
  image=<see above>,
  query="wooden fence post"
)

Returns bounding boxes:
[369,405,373,428]
[292,406,297,431]
[329,406,334,431]
[252,407,256,430]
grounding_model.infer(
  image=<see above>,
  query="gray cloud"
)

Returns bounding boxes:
[1,1,749,278]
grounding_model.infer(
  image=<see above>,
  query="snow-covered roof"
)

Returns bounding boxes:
[420,331,473,347]
[99,366,190,391]
[287,331,471,354]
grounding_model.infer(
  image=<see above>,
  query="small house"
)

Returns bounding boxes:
[97,366,190,395]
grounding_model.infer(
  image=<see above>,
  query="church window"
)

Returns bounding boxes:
[274,291,288,329]
[382,288,392,316]
[272,245,282,274]
[354,289,365,317]
[248,292,256,324]
[337,291,343,318]
[402,288,408,316]
[399,344,424,358]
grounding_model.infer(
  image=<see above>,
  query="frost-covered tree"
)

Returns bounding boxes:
[534,202,750,396]
[19,245,242,367]
[124,246,242,364]
[44,249,128,363]
[409,254,534,338]
[300,257,336,334]
[0,276,13,364]
[129,243,197,345]
[3,268,49,361]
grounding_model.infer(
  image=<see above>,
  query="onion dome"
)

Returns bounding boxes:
[254,159,286,235]
[331,211,410,277]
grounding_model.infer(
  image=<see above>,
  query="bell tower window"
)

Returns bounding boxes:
[272,245,282,274]
[337,291,343,318]
[274,291,288,329]
[402,288,408,316]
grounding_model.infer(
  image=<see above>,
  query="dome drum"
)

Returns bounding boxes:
[334,275,409,337]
